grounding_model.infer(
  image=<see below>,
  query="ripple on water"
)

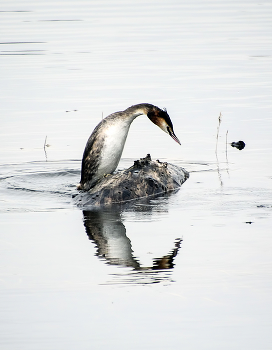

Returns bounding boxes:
[0,160,80,212]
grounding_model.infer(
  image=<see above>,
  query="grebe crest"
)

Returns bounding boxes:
[78,103,180,191]
[146,106,181,145]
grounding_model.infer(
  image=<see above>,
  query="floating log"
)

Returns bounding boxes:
[74,154,189,207]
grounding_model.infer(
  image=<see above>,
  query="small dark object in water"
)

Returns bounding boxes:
[231,141,245,150]
[75,154,189,207]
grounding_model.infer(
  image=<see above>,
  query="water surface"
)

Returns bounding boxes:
[1,1,272,349]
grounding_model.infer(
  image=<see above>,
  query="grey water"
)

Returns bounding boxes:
[1,1,272,349]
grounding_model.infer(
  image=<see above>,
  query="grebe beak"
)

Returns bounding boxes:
[167,126,181,145]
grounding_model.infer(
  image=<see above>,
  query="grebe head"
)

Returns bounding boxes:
[147,107,181,145]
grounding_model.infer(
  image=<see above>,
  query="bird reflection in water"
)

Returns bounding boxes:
[83,208,182,284]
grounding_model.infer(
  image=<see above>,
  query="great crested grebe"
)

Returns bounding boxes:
[78,103,181,191]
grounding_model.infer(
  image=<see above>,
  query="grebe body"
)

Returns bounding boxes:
[78,103,181,191]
